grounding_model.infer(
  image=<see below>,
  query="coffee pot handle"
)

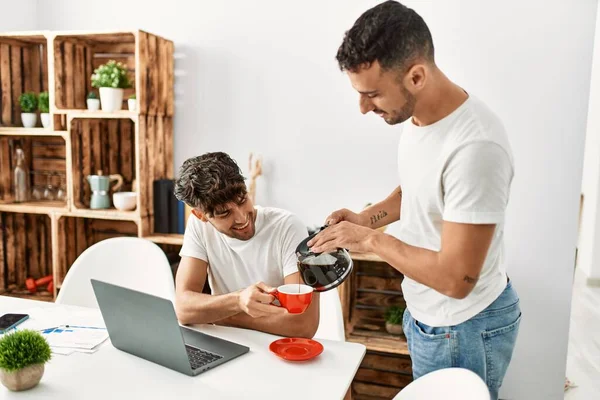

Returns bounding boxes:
[109,174,124,192]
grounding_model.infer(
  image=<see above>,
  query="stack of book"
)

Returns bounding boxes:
[153,179,186,234]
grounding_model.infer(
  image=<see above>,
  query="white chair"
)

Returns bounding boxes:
[313,287,346,342]
[394,368,490,400]
[56,237,176,309]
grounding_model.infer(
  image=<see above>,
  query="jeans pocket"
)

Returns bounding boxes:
[413,318,452,340]
[481,312,522,390]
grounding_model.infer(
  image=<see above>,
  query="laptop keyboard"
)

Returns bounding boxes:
[185,345,223,370]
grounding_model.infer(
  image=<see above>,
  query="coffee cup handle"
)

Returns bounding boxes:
[270,289,281,307]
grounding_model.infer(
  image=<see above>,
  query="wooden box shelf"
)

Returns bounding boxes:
[0,212,53,301]
[0,34,48,128]
[339,253,413,399]
[69,117,136,210]
[0,135,68,205]
[0,29,174,302]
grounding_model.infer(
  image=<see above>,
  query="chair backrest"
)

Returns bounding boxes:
[313,288,346,342]
[56,237,176,309]
[394,368,490,400]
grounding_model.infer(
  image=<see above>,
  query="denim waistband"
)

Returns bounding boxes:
[470,281,519,320]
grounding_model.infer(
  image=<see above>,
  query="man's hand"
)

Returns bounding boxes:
[307,221,379,254]
[325,208,369,227]
[238,282,288,318]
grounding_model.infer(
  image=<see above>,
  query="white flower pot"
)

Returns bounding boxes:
[87,98,100,111]
[40,113,51,128]
[21,113,37,128]
[128,98,137,112]
[99,87,124,112]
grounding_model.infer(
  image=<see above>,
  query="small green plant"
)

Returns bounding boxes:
[19,92,38,113]
[87,91,98,99]
[128,94,136,100]
[91,60,132,89]
[0,330,51,372]
[38,91,49,113]
[385,306,405,325]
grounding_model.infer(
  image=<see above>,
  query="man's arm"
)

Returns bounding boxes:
[217,272,320,338]
[325,186,402,229]
[174,256,286,325]
[308,220,495,299]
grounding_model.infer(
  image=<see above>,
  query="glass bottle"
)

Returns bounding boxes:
[13,148,29,203]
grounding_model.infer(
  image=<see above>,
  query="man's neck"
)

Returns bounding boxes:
[411,69,468,127]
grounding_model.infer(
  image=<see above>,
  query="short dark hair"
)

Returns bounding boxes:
[336,1,434,72]
[174,152,246,216]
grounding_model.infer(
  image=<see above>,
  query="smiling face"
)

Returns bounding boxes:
[348,60,418,125]
[192,194,257,241]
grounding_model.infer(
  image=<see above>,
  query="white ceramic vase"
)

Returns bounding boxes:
[99,87,123,112]
[40,113,51,128]
[21,113,37,128]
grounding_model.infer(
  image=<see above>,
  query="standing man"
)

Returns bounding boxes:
[308,2,520,398]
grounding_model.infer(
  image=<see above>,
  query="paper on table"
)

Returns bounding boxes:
[42,326,108,350]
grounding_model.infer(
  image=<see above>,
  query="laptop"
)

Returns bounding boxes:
[91,279,249,376]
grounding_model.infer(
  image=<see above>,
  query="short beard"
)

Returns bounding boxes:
[384,85,416,125]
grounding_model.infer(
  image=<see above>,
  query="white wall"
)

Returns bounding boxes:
[0,0,37,31]
[31,1,596,399]
[578,3,600,284]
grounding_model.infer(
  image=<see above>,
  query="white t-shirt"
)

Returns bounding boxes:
[397,95,513,326]
[179,206,308,295]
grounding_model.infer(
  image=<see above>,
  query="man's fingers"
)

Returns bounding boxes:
[253,291,275,304]
[251,302,287,316]
[255,281,275,293]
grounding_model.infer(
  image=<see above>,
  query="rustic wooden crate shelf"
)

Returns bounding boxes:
[0,201,67,214]
[0,128,63,137]
[347,332,409,356]
[145,233,184,245]
[0,29,174,302]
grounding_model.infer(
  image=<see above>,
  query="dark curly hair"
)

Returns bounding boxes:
[174,152,247,216]
[336,1,434,72]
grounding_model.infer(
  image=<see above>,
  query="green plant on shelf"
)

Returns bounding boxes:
[87,91,98,99]
[385,305,405,325]
[38,92,49,113]
[91,60,132,89]
[0,330,51,372]
[129,94,136,99]
[19,92,38,113]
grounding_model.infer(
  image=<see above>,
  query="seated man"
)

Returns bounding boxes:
[173,151,319,338]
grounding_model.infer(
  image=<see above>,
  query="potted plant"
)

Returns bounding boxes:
[0,330,51,391]
[91,60,132,112]
[19,92,38,128]
[128,94,137,111]
[86,91,100,111]
[38,91,50,128]
[384,305,405,335]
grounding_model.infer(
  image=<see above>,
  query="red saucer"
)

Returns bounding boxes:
[269,338,324,361]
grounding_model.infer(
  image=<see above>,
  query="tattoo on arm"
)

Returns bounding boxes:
[370,210,388,225]
[463,275,478,285]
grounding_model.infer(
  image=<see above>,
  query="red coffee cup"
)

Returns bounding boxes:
[271,284,313,314]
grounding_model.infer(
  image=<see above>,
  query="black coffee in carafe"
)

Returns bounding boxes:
[297,251,352,292]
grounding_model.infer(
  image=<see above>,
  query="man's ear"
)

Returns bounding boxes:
[191,209,209,222]
[404,63,427,93]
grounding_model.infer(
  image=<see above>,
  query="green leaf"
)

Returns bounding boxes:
[0,330,51,372]
[18,92,38,113]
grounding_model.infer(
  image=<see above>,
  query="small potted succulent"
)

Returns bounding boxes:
[127,94,137,111]
[384,305,405,335]
[38,91,50,128]
[91,60,132,112]
[86,91,100,111]
[0,330,51,391]
[19,92,38,128]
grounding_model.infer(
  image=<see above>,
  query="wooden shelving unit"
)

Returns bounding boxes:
[339,253,413,399]
[0,29,174,302]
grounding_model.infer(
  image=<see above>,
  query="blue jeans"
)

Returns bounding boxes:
[403,281,521,400]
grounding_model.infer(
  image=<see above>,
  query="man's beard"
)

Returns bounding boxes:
[383,87,416,125]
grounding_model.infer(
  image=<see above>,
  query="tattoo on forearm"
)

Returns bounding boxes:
[370,210,388,225]
[463,275,478,285]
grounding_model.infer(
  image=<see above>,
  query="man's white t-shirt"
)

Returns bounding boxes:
[179,206,308,295]
[397,95,514,327]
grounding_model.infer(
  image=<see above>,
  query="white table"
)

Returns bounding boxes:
[0,296,365,400]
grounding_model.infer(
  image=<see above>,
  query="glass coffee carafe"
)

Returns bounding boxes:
[295,226,353,292]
